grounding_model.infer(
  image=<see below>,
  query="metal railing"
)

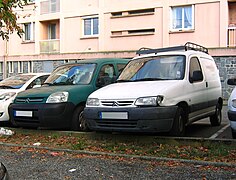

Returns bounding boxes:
[39,39,60,53]
[228,26,236,47]
[40,0,60,14]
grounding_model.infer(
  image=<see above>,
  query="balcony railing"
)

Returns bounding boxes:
[40,39,60,53]
[228,26,236,47]
[40,0,60,14]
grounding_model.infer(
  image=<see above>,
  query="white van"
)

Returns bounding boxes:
[84,42,223,136]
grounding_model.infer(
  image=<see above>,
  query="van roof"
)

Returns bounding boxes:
[134,42,212,60]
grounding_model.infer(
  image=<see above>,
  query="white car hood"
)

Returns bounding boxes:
[0,89,20,95]
[90,81,181,99]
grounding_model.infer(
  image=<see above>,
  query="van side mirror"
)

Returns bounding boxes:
[33,85,42,88]
[227,78,236,85]
[190,70,203,83]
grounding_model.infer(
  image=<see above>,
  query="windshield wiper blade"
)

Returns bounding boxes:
[0,85,15,89]
[43,82,54,86]
[116,79,133,83]
[133,78,166,82]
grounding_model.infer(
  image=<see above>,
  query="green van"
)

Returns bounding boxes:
[9,58,129,131]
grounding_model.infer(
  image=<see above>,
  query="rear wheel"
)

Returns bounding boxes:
[71,106,89,131]
[210,103,222,126]
[169,107,186,137]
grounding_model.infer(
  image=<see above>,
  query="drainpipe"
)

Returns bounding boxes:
[3,39,8,79]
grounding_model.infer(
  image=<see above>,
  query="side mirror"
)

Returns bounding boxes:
[227,78,236,85]
[190,70,203,83]
[33,85,42,88]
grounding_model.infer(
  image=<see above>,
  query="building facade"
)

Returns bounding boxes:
[0,0,236,98]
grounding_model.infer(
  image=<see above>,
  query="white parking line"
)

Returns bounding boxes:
[209,124,230,139]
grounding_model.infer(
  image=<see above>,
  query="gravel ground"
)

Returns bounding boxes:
[0,145,235,180]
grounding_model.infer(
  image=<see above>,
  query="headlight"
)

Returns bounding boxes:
[86,98,100,106]
[46,92,69,103]
[232,99,236,108]
[0,92,16,101]
[135,96,163,106]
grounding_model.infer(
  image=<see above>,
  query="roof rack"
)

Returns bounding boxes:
[136,42,208,55]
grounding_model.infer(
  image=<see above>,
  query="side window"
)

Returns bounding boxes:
[117,63,127,75]
[96,64,115,87]
[26,75,49,89]
[189,57,203,83]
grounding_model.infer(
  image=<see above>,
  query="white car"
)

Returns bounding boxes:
[227,78,236,139]
[0,73,50,122]
[84,42,223,136]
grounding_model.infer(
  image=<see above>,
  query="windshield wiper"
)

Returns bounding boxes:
[0,85,15,89]
[43,82,54,86]
[133,78,166,82]
[116,79,133,83]
[52,82,73,85]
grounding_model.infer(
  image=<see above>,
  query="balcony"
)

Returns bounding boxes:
[40,0,60,14]
[228,26,236,47]
[40,39,60,53]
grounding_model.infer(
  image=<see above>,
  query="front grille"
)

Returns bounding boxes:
[15,98,44,103]
[101,100,134,107]
[95,119,137,128]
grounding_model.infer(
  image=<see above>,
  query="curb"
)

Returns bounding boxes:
[0,142,235,168]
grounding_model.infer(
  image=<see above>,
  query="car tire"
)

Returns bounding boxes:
[71,106,89,131]
[210,103,222,126]
[232,128,236,139]
[169,107,186,137]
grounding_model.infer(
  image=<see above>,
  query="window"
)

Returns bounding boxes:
[28,61,33,73]
[8,62,13,73]
[96,64,115,87]
[23,22,35,41]
[83,17,99,36]
[50,0,57,13]
[18,62,23,73]
[0,62,3,73]
[48,24,56,39]
[171,5,194,30]
[189,57,203,82]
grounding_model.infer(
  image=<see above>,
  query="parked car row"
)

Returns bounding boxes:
[1,42,235,138]
[8,58,129,131]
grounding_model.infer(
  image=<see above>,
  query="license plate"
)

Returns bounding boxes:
[99,112,128,119]
[14,110,33,117]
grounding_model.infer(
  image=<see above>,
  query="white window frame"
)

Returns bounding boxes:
[170,5,194,31]
[48,23,56,39]
[23,22,35,42]
[18,62,23,73]
[82,16,99,37]
[0,62,3,73]
[28,61,33,73]
[8,62,14,73]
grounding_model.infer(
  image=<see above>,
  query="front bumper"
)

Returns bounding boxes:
[84,106,178,133]
[228,110,236,131]
[8,102,75,129]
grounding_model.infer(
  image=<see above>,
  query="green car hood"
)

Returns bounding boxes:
[16,85,94,104]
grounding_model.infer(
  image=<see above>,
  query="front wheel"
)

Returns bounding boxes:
[71,106,89,131]
[210,103,222,126]
[169,107,186,137]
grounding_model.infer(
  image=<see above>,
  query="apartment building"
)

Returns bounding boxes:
[0,0,235,86]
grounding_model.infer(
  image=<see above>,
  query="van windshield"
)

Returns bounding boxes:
[118,55,185,82]
[44,63,96,85]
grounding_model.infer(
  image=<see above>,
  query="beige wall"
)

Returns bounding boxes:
[0,0,233,59]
